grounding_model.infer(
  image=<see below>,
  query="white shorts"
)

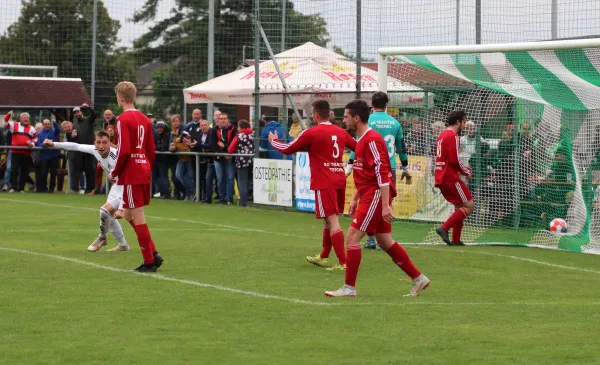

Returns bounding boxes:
[106,184,124,211]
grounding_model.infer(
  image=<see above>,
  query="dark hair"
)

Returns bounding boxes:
[371,91,389,109]
[447,110,467,126]
[238,119,251,129]
[312,99,331,120]
[345,99,370,124]
[95,130,110,139]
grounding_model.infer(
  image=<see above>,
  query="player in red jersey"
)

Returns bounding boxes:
[108,81,163,272]
[269,100,356,271]
[435,110,475,246]
[324,100,429,297]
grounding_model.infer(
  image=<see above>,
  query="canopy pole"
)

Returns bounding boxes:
[257,22,306,130]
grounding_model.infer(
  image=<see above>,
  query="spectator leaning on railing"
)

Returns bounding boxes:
[169,115,195,201]
[191,120,213,203]
[1,111,37,193]
[62,121,79,192]
[72,104,97,194]
[36,118,61,192]
[153,121,171,199]
[260,118,287,160]
[211,112,237,205]
[228,119,254,207]
[168,115,185,200]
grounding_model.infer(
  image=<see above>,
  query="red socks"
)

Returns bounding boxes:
[344,245,362,287]
[452,221,464,243]
[386,242,421,279]
[442,208,467,231]
[128,220,156,264]
[330,230,346,265]
[320,228,332,259]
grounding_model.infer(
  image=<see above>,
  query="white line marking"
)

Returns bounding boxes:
[412,246,600,275]
[0,246,338,307]
[1,245,598,307]
[0,198,317,240]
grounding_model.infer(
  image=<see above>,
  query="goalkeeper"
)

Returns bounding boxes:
[345,91,412,249]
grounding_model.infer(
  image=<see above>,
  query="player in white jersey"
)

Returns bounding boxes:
[43,130,130,252]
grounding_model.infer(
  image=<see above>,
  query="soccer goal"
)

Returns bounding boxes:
[377,38,600,253]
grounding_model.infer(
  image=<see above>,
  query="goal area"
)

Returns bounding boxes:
[377,39,600,253]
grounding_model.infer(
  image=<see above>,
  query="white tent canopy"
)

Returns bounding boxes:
[183,42,431,108]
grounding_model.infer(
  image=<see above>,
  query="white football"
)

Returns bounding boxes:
[550,218,567,233]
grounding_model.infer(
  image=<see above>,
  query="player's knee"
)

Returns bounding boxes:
[325,216,341,232]
[345,228,363,246]
[464,201,475,214]
[100,207,111,220]
[374,233,393,250]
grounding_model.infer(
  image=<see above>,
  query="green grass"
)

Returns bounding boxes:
[1,194,600,365]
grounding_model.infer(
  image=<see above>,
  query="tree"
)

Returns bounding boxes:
[131,0,335,114]
[0,0,124,111]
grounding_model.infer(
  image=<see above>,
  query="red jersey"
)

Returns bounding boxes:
[435,129,472,186]
[1,115,37,155]
[271,122,356,190]
[112,109,156,185]
[353,128,395,196]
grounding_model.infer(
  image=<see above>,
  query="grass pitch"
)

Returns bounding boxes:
[1,194,600,365]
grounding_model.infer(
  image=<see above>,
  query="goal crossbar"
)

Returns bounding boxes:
[376,38,600,92]
[378,37,600,56]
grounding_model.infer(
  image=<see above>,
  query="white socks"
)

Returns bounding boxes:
[99,207,111,238]
[109,218,127,245]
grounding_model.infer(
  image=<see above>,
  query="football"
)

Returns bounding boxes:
[550,218,568,233]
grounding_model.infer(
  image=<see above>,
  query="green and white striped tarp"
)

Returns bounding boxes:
[395,49,600,110]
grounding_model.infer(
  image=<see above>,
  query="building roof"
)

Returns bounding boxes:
[0,76,92,108]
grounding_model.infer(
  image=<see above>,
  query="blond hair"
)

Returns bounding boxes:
[170,114,182,123]
[114,81,137,103]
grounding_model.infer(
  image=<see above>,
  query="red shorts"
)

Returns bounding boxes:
[350,188,393,235]
[122,184,151,209]
[437,180,473,205]
[315,188,345,219]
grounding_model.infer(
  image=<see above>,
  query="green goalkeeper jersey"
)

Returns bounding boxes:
[350,111,408,169]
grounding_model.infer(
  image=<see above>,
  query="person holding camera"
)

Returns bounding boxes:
[170,115,195,201]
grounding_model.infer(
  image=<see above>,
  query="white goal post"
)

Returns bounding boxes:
[375,37,600,253]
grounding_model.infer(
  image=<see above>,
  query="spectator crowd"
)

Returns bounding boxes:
[0,106,259,207]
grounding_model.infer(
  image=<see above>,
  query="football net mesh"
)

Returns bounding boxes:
[382,47,600,253]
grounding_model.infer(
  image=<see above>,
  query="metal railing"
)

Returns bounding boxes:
[1,145,254,202]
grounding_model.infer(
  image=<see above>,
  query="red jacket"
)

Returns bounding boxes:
[2,114,37,155]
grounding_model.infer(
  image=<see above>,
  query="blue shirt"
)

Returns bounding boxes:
[36,122,62,160]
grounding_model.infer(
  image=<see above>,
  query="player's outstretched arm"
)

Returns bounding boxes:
[47,141,96,155]
[270,129,309,155]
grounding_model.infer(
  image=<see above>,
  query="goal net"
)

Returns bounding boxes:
[379,40,600,253]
